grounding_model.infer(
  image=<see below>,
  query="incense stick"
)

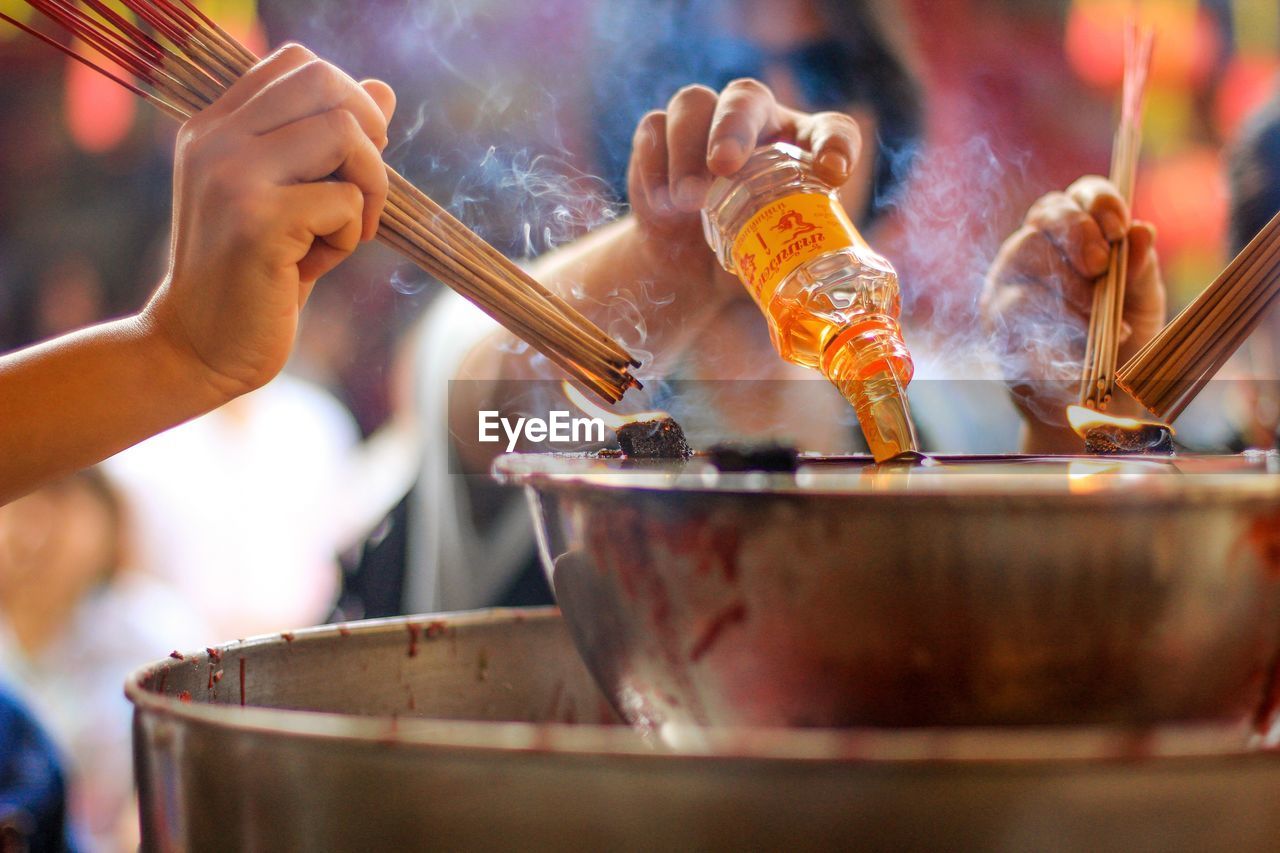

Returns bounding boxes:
[1116,208,1280,421]
[6,0,641,402]
[1079,22,1153,410]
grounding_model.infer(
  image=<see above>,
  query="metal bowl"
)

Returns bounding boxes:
[128,608,1280,851]
[493,453,1280,731]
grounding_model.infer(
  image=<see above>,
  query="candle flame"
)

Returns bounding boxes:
[562,381,669,429]
[1065,404,1173,439]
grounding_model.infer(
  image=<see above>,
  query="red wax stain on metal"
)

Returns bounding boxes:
[1254,648,1280,734]
[706,525,741,582]
[281,632,295,643]
[530,725,555,752]
[690,602,748,662]
[406,623,421,658]
[585,507,674,630]
[1118,729,1157,760]
[213,669,223,683]
[425,620,447,639]
[669,521,741,583]
[206,647,221,664]
[178,691,192,703]
[545,680,565,719]
[338,625,352,638]
[207,667,215,690]
[169,650,184,661]
[238,658,246,707]
[1247,512,1280,580]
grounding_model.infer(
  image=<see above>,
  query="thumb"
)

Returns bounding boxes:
[1125,220,1158,282]
[360,80,396,150]
[1121,220,1166,346]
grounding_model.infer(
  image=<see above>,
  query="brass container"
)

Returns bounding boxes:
[128,608,1280,850]
[493,454,1280,731]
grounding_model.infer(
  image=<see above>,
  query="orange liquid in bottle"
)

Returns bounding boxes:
[702,143,918,461]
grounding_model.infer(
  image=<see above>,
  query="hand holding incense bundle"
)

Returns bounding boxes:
[1116,208,1280,421]
[2,0,640,404]
[1079,21,1154,410]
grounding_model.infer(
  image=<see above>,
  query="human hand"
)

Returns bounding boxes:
[627,78,865,260]
[980,176,1165,437]
[144,44,396,402]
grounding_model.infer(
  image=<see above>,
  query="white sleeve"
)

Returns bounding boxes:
[403,292,538,613]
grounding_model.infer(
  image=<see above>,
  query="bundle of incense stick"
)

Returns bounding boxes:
[1078,21,1154,410]
[1116,207,1280,421]
[2,0,641,403]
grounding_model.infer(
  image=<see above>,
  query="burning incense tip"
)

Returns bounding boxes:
[1066,405,1174,455]
[562,381,692,459]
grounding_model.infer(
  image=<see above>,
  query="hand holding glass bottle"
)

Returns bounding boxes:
[702,143,918,461]
[626,80,870,258]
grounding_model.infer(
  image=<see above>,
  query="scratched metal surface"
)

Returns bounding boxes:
[498,452,1280,730]
[129,609,1280,851]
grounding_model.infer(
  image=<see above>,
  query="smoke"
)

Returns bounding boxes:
[470,147,620,257]
[389,266,429,296]
[275,2,1097,441]
[879,128,1090,426]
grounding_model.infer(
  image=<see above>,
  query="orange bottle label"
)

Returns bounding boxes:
[730,192,863,304]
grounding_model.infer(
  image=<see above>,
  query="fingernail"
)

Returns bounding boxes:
[709,138,745,168]
[650,186,675,215]
[1099,211,1125,242]
[817,150,850,180]
[675,176,709,210]
[1086,242,1110,273]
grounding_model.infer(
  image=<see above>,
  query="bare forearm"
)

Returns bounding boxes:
[532,215,715,301]
[514,216,739,374]
[0,312,226,504]
[448,216,736,465]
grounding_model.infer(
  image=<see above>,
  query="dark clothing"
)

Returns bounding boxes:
[0,685,71,853]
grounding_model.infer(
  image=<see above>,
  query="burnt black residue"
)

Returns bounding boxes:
[708,442,800,473]
[1085,424,1175,455]
[615,417,693,459]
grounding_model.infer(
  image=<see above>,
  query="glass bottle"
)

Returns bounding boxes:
[701,142,919,461]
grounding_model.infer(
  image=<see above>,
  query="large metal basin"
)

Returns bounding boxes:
[129,608,1280,851]
[493,453,1280,730]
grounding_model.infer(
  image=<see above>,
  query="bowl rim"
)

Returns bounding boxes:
[127,608,1280,767]
[491,452,1280,505]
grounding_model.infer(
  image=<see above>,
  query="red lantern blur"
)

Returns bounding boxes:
[64,50,136,153]
[1066,0,1220,91]
[1214,55,1280,142]
[1134,147,1228,258]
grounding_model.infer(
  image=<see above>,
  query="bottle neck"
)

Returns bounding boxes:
[820,314,913,385]
[822,317,919,462]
